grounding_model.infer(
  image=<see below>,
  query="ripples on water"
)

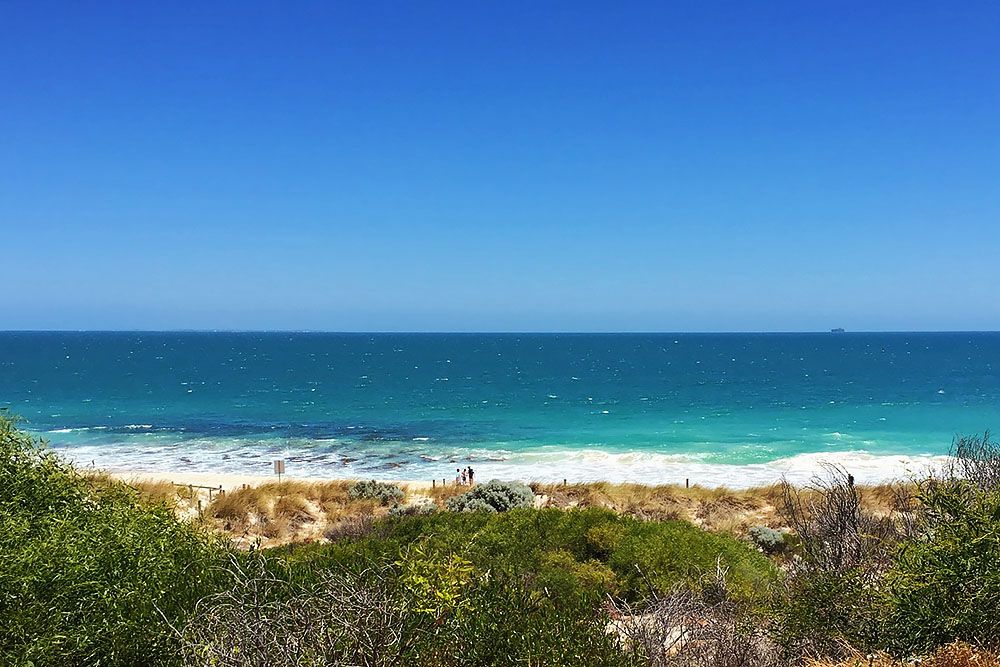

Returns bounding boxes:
[1,332,997,485]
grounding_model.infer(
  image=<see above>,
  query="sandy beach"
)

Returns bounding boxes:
[99,446,950,492]
[109,469,436,492]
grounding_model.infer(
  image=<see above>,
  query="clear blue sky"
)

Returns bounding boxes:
[3,2,999,331]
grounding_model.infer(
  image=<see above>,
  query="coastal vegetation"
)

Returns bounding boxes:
[0,415,227,665]
[2,414,1000,666]
[445,478,535,512]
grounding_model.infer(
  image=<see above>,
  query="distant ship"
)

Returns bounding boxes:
[830,328,846,333]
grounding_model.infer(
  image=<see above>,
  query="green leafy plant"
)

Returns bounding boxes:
[445,479,534,513]
[0,415,229,666]
[748,525,788,555]
[348,479,405,505]
[882,479,1000,653]
[389,499,438,517]
[397,546,475,620]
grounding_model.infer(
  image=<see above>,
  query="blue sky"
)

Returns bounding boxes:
[2,2,999,331]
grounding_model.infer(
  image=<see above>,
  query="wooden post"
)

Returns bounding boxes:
[432,479,436,489]
[685,478,689,489]
[563,478,567,487]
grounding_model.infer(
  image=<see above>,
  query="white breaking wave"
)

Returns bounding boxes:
[54,438,948,488]
[471,448,947,487]
[46,426,109,434]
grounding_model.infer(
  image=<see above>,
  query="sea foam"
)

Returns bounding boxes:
[55,438,947,488]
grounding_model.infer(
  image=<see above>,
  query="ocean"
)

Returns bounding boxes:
[2,332,998,486]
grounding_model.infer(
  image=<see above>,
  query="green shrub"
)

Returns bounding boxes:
[607,519,777,601]
[882,480,1000,653]
[348,479,405,505]
[184,551,634,667]
[389,498,438,517]
[0,415,229,666]
[586,521,627,559]
[748,525,787,555]
[773,449,1000,659]
[284,507,776,607]
[446,479,534,513]
[536,549,621,601]
[428,575,634,666]
[773,568,888,659]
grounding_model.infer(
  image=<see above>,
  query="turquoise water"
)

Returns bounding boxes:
[2,332,998,485]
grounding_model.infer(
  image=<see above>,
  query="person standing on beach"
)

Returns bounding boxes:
[468,466,475,485]
[455,468,461,485]
[461,468,468,485]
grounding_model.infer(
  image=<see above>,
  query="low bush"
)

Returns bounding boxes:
[446,479,534,512]
[7,409,1000,667]
[607,518,776,601]
[182,556,419,667]
[536,549,621,600]
[183,550,634,667]
[882,479,1000,653]
[773,568,888,659]
[780,464,902,574]
[323,512,377,541]
[285,507,776,604]
[0,415,229,666]
[749,525,788,555]
[774,445,1000,659]
[946,431,1000,492]
[348,479,405,505]
[389,499,438,517]
[609,583,781,667]
[434,576,632,666]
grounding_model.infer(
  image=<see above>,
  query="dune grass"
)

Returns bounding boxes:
[205,480,395,544]
[198,476,914,546]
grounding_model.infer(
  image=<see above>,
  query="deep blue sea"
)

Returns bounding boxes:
[2,332,998,486]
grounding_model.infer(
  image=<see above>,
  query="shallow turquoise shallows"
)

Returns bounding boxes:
[2,332,998,486]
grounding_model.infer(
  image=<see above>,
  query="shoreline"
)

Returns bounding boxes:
[102,448,949,492]
[108,469,436,491]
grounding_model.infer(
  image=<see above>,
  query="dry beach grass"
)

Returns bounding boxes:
[106,471,913,548]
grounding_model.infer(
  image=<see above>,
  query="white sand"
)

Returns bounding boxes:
[109,469,436,491]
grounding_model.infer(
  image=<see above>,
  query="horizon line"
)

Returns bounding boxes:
[3,329,1000,335]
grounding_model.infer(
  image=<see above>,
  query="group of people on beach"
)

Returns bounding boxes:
[456,466,475,486]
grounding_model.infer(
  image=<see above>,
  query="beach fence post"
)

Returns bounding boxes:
[274,459,285,483]
[432,479,436,489]
[197,499,202,518]
[685,478,689,489]
[563,478,567,487]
